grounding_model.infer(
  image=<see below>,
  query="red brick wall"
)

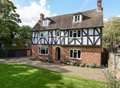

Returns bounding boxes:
[32,45,48,60]
[60,46,102,66]
[32,45,102,66]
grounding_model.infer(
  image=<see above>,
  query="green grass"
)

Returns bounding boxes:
[0,64,107,88]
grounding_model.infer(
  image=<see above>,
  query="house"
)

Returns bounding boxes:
[32,0,103,66]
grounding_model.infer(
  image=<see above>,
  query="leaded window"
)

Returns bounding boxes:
[70,49,81,59]
[39,46,48,55]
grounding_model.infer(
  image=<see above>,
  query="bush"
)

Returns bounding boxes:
[0,48,8,58]
[89,64,97,68]
[106,70,120,88]
[73,62,81,66]
[64,60,71,65]
[80,64,86,67]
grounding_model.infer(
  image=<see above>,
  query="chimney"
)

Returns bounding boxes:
[40,13,44,21]
[97,0,103,15]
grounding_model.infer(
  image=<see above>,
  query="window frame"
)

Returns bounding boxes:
[38,46,49,55]
[69,30,81,38]
[73,15,82,23]
[69,49,81,59]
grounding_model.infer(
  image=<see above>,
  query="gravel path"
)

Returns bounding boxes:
[0,58,107,81]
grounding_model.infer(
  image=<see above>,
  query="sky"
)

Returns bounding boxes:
[11,0,120,27]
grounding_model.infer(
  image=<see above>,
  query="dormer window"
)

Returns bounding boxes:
[42,19,50,27]
[73,15,82,23]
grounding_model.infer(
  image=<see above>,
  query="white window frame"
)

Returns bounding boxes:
[73,15,82,23]
[42,20,50,27]
[69,49,81,59]
[38,46,48,55]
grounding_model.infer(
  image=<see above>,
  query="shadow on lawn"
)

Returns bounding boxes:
[0,64,76,88]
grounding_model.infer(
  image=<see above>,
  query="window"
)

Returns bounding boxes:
[39,47,48,55]
[70,49,81,59]
[73,15,82,23]
[78,31,81,37]
[42,20,50,27]
[56,31,60,36]
[41,33,44,37]
[69,30,81,37]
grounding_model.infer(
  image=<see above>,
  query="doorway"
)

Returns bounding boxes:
[55,47,61,61]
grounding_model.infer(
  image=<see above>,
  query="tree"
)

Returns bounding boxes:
[103,17,120,49]
[14,25,32,48]
[0,0,21,48]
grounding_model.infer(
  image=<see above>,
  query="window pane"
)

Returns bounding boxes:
[70,31,72,37]
[74,50,77,58]
[75,16,77,21]
[41,33,43,37]
[78,50,81,58]
[77,16,80,21]
[73,32,77,37]
[41,48,45,54]
[78,31,81,37]
[46,48,48,54]
[70,50,73,57]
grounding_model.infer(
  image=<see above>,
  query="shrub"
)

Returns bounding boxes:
[73,62,80,66]
[0,48,8,58]
[105,70,120,88]
[89,64,97,68]
[64,60,71,65]
[80,64,86,67]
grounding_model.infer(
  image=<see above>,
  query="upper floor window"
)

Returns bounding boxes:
[73,15,82,23]
[42,19,50,27]
[56,30,60,36]
[69,30,81,37]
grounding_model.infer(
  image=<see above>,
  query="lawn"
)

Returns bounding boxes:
[0,64,107,88]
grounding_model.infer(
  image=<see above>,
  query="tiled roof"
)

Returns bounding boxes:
[33,9,103,31]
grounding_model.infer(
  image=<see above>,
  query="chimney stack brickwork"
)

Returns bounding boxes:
[97,0,103,14]
[40,13,45,21]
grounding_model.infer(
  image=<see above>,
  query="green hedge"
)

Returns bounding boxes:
[0,48,8,58]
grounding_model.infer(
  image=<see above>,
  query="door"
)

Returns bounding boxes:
[56,47,61,61]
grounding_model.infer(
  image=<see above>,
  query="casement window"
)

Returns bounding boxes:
[69,30,81,37]
[39,47,48,55]
[42,20,50,27]
[73,15,82,23]
[56,31,60,36]
[69,49,81,59]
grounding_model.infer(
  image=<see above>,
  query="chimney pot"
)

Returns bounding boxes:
[97,0,103,15]
[40,13,44,20]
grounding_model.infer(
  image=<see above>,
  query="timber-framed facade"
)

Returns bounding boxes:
[32,0,104,66]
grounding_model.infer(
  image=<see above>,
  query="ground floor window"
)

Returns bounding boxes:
[39,46,48,55]
[69,49,81,59]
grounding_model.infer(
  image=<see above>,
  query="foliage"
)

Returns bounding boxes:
[0,63,106,88]
[14,25,32,49]
[63,60,71,65]
[103,17,120,49]
[0,0,32,49]
[0,0,21,48]
[105,70,120,88]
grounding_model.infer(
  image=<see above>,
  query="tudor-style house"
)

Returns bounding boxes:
[32,0,103,66]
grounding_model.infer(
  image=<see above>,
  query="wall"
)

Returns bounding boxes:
[32,45,102,66]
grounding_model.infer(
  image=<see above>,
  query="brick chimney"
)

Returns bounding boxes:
[97,0,103,15]
[40,13,44,21]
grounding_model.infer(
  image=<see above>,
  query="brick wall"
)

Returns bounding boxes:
[32,45,102,66]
